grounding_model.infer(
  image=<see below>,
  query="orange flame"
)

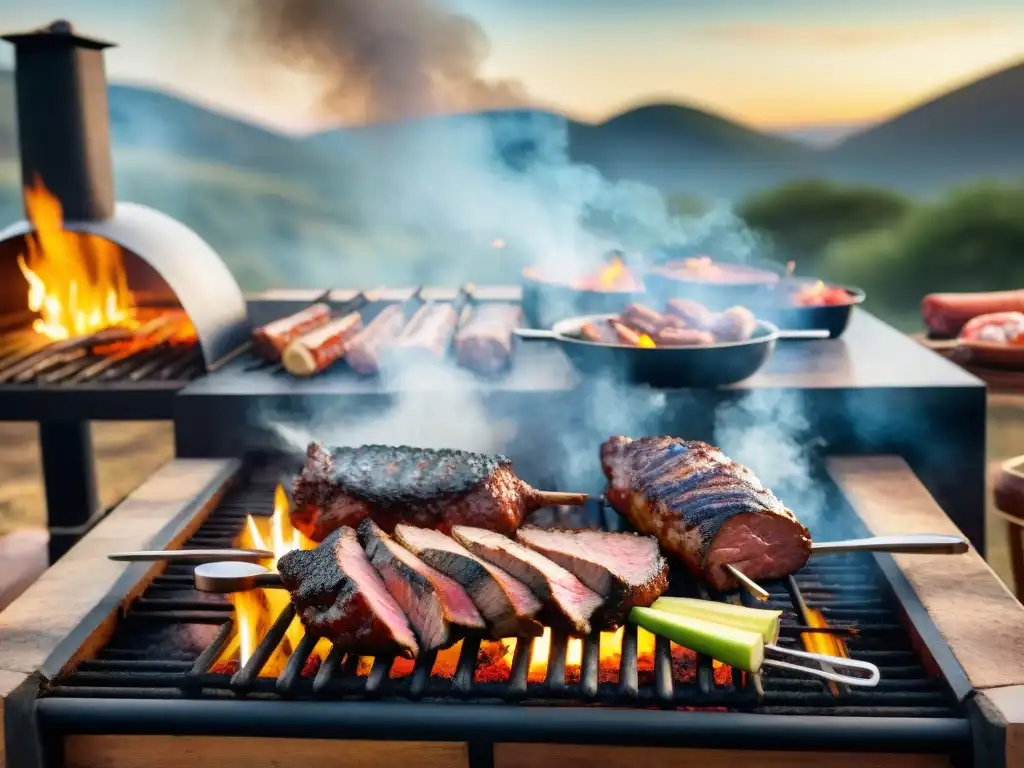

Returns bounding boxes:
[215,485,328,676]
[801,608,849,696]
[572,256,641,292]
[637,334,656,348]
[16,176,137,340]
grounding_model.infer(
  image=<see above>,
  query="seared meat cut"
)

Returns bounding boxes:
[358,518,485,650]
[277,527,419,657]
[601,436,811,591]
[291,442,586,542]
[394,524,543,638]
[515,526,668,628]
[451,526,604,635]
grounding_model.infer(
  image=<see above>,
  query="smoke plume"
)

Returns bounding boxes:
[235,0,526,125]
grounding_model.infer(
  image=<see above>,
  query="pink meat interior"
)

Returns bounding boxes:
[385,536,484,628]
[704,512,811,588]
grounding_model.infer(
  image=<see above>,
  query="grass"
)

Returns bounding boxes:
[0,399,1020,591]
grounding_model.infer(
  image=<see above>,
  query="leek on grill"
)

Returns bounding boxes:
[629,606,765,672]
[650,597,781,644]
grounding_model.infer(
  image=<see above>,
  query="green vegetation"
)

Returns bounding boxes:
[736,178,1024,329]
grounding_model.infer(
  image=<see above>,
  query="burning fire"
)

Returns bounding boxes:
[572,255,642,292]
[216,488,734,688]
[17,176,137,340]
[637,334,656,348]
[801,608,851,696]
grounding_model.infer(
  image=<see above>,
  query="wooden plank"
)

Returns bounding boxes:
[65,735,469,768]
[0,459,237,679]
[827,455,1024,690]
[978,685,1024,768]
[494,743,951,768]
[0,670,28,768]
[0,529,48,612]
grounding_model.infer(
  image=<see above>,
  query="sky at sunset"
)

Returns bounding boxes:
[0,0,1021,135]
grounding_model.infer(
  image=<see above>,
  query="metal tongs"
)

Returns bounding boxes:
[108,549,273,563]
[761,646,880,688]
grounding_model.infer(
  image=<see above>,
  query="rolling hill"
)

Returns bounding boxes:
[823,60,1024,191]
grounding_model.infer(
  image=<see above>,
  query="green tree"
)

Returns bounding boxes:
[738,179,912,271]
[822,181,1024,316]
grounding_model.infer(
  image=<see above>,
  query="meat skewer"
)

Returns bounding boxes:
[601,436,812,592]
[277,527,420,657]
[394,524,543,638]
[252,302,332,362]
[454,303,522,375]
[345,288,423,375]
[451,525,604,635]
[281,311,363,377]
[291,441,588,543]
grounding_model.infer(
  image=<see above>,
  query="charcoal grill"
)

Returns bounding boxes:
[4,455,1017,768]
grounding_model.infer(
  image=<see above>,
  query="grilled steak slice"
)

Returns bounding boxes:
[601,436,811,591]
[358,518,485,650]
[394,524,543,638]
[291,442,585,542]
[277,527,419,657]
[515,526,668,628]
[451,526,604,635]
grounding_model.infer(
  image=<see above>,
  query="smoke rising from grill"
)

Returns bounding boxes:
[234,0,526,124]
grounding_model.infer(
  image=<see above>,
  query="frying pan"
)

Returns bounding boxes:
[514,313,827,388]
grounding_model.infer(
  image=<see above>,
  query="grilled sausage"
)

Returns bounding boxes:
[252,303,332,361]
[664,298,715,331]
[922,290,1024,337]
[281,311,363,377]
[580,320,620,344]
[454,304,522,375]
[389,302,461,360]
[656,327,715,346]
[345,305,407,375]
[619,303,665,337]
[608,318,644,346]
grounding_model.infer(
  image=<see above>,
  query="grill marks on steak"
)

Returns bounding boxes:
[600,435,811,591]
[290,442,532,542]
[277,527,419,658]
[393,524,543,638]
[452,525,604,635]
[515,526,668,628]
[358,518,485,651]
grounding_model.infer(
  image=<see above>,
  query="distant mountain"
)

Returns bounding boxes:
[823,61,1024,191]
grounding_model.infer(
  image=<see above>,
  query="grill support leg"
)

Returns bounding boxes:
[39,420,100,563]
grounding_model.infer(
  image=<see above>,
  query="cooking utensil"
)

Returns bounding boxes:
[108,549,274,563]
[725,564,770,602]
[514,313,826,388]
[811,534,969,556]
[755,284,866,340]
[193,561,285,593]
[762,645,880,687]
[520,265,643,329]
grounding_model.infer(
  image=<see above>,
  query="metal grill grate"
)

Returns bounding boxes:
[0,328,201,386]
[47,473,963,718]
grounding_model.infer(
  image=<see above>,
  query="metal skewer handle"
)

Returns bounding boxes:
[811,534,969,556]
[763,645,880,687]
[724,564,770,601]
[108,549,275,563]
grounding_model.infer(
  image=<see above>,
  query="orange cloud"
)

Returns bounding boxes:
[695,19,1004,47]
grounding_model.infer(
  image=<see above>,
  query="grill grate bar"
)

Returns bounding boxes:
[618,623,639,698]
[546,632,568,691]
[311,644,346,694]
[276,633,319,696]
[453,636,482,694]
[229,603,296,693]
[653,635,673,705]
[408,649,437,699]
[508,636,533,697]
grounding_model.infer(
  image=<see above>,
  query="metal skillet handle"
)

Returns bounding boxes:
[513,328,557,341]
[776,329,830,340]
[811,534,969,556]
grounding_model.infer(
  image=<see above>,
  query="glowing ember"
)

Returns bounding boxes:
[17,175,137,340]
[637,333,656,348]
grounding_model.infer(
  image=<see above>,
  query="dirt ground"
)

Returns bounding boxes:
[0,407,1019,591]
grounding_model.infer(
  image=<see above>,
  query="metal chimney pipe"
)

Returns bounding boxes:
[2,19,116,221]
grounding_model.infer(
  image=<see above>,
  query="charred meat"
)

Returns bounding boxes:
[277,527,419,657]
[291,442,586,542]
[515,526,668,628]
[451,525,604,635]
[601,436,811,591]
[359,518,485,650]
[394,524,543,638]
